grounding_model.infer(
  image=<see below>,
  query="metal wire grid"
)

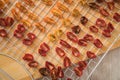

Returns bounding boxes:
[0,0,120,80]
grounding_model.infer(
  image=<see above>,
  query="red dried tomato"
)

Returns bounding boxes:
[87,51,96,59]
[102,29,111,37]
[93,39,103,48]
[80,16,88,25]
[107,22,114,32]
[38,48,47,56]
[40,42,50,52]
[107,1,115,10]
[96,18,106,28]
[67,78,72,80]
[57,66,64,78]
[63,56,71,67]
[83,34,94,42]
[78,39,87,46]
[23,53,34,61]
[113,13,120,22]
[71,47,80,57]
[14,30,24,38]
[56,47,66,57]
[5,17,14,26]
[60,39,71,49]
[17,24,26,33]
[0,18,7,27]
[0,29,7,37]
[71,25,81,34]
[78,61,87,70]
[23,39,33,46]
[74,67,83,77]
[28,61,38,68]
[27,33,36,41]
[99,7,109,17]
[66,32,78,43]
[89,25,98,33]
[45,61,55,71]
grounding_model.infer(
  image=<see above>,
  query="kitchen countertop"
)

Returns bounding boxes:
[90,47,120,80]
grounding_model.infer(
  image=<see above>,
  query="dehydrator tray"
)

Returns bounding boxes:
[0,0,120,80]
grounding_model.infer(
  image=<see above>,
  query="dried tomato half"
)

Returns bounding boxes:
[14,30,24,38]
[87,51,96,59]
[38,48,47,56]
[57,66,64,78]
[27,33,36,41]
[96,18,106,28]
[72,47,80,57]
[74,67,83,77]
[102,29,111,37]
[107,1,115,10]
[89,25,98,33]
[39,67,50,76]
[107,22,114,32]
[83,34,94,42]
[71,25,81,34]
[5,17,14,26]
[56,47,66,57]
[99,7,109,17]
[78,61,87,70]
[78,39,87,46]
[63,56,71,67]
[93,39,103,48]
[113,13,120,22]
[60,39,71,49]
[17,24,26,33]
[66,32,78,43]
[28,61,38,68]
[23,53,34,61]
[80,16,88,25]
[0,18,7,27]
[0,29,7,37]
[45,61,55,71]
[23,39,33,46]
[40,42,50,52]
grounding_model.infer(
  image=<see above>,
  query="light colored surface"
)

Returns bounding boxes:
[90,47,120,80]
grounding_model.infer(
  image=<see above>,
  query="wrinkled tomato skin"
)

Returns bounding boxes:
[78,39,87,46]
[107,22,114,32]
[96,18,106,28]
[40,42,50,52]
[63,56,71,68]
[66,32,78,43]
[113,13,120,22]
[17,24,26,33]
[93,39,103,48]
[72,47,80,57]
[102,29,111,37]
[5,17,14,26]
[0,29,7,37]
[107,1,115,10]
[87,51,96,59]
[78,61,87,70]
[99,8,109,17]
[83,34,94,42]
[23,39,33,46]
[45,61,55,71]
[38,48,47,56]
[23,54,34,61]
[56,47,65,57]
[60,39,71,49]
[28,61,38,68]
[74,67,83,77]
[27,33,36,41]
[89,26,98,33]
[0,18,7,27]
[14,30,23,38]
[57,66,64,78]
